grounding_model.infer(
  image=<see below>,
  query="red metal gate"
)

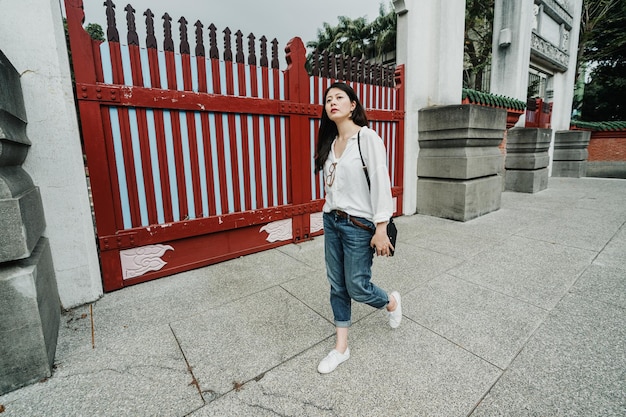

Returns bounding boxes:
[65,0,405,291]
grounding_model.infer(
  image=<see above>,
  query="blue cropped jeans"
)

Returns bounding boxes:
[323,211,389,328]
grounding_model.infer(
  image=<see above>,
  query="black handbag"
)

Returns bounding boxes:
[358,132,397,256]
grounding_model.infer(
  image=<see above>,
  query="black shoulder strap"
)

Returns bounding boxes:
[357,131,371,190]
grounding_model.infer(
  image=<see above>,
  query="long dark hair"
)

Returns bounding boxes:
[314,82,369,173]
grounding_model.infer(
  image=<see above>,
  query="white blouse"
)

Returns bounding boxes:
[322,126,393,224]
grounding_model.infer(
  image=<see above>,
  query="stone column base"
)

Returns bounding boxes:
[417,175,502,222]
[0,238,60,395]
[552,160,587,178]
[505,168,549,193]
[417,104,506,222]
[552,130,591,178]
[504,128,551,193]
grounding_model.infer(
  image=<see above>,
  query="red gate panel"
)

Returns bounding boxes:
[65,0,404,291]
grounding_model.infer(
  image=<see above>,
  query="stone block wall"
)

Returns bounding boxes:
[0,50,60,395]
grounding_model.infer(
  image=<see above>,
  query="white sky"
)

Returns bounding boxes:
[77,0,388,52]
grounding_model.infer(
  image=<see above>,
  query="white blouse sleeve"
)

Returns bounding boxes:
[362,127,394,224]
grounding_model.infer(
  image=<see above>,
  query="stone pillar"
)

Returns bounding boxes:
[490,0,534,107]
[417,104,506,221]
[393,0,467,215]
[0,0,103,308]
[0,51,60,395]
[552,130,591,177]
[505,128,551,192]
[547,0,585,162]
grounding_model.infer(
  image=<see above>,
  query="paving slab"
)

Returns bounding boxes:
[471,293,626,417]
[280,271,376,326]
[190,314,501,417]
[447,235,597,309]
[570,263,626,309]
[514,206,625,251]
[0,306,202,417]
[402,274,548,369]
[170,286,333,397]
[400,223,505,260]
[275,236,326,272]
[593,224,626,269]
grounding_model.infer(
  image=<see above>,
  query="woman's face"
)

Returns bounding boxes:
[325,87,356,123]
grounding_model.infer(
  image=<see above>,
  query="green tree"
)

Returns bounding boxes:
[369,3,397,61]
[464,0,494,91]
[576,0,626,121]
[306,2,395,62]
[85,23,105,42]
[581,63,626,120]
[64,19,105,70]
[307,0,494,84]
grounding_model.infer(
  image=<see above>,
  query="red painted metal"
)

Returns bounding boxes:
[65,0,405,291]
[284,37,312,242]
[199,111,217,216]
[395,65,406,206]
[525,98,552,129]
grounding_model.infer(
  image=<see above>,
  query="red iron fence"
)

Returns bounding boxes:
[65,0,405,291]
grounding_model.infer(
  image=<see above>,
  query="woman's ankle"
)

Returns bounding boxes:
[335,344,348,354]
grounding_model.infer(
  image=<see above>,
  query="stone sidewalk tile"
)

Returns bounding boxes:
[447,235,597,309]
[189,313,501,417]
[470,293,626,417]
[0,317,201,417]
[402,274,548,369]
[169,286,333,396]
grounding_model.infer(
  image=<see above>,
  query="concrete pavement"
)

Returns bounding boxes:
[1,177,625,416]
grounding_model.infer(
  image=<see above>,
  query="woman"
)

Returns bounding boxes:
[315,82,401,374]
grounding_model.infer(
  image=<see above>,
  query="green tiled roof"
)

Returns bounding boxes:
[570,120,626,131]
[462,88,526,110]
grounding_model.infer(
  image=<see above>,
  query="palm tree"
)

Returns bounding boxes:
[308,21,343,53]
[306,2,396,63]
[369,3,397,63]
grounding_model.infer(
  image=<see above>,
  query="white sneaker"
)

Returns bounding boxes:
[317,348,350,374]
[387,291,402,328]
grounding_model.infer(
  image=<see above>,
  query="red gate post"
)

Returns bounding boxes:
[284,37,314,242]
[65,0,125,290]
[393,64,406,214]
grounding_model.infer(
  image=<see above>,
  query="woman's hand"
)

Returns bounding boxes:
[370,222,394,257]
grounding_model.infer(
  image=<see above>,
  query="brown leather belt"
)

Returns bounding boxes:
[333,210,372,232]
